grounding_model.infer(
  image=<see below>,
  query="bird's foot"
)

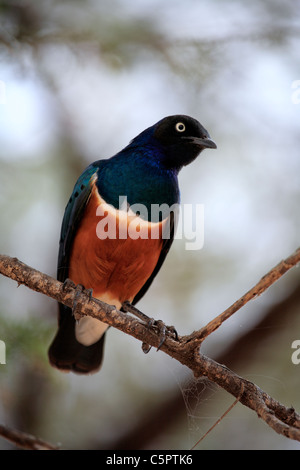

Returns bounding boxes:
[62,278,76,292]
[62,279,93,315]
[151,319,178,351]
[122,301,178,353]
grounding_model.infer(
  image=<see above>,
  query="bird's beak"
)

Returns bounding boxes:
[199,137,217,149]
[184,136,217,149]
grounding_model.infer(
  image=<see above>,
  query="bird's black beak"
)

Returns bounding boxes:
[198,137,217,149]
[183,136,217,149]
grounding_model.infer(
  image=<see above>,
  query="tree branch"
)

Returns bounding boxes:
[0,424,58,450]
[0,249,300,447]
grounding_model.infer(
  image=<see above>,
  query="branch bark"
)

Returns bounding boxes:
[0,249,300,447]
[0,424,58,450]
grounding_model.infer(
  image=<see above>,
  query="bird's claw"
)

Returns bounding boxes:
[152,320,178,351]
[62,280,93,315]
[121,301,178,354]
[62,278,76,292]
[142,321,178,353]
[72,284,85,315]
[142,342,152,354]
[84,287,93,301]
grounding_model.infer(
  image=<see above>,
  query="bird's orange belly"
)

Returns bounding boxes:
[69,186,165,305]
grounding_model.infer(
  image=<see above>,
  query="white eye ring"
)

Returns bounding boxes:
[175,122,186,132]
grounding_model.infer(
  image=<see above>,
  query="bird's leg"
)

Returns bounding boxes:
[122,301,155,326]
[122,301,178,353]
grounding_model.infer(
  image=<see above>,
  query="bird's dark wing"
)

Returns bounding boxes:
[57,164,99,284]
[49,163,106,374]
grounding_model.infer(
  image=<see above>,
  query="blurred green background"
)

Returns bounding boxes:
[0,0,300,450]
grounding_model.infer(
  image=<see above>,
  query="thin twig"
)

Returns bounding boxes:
[0,424,58,450]
[187,248,300,346]
[190,383,244,450]
[194,353,300,441]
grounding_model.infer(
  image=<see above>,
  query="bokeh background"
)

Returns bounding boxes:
[0,0,300,450]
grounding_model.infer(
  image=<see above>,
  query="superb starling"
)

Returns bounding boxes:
[48,115,216,373]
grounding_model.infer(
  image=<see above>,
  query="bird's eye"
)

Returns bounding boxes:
[175,122,186,133]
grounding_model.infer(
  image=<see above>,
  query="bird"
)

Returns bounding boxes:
[48,114,216,374]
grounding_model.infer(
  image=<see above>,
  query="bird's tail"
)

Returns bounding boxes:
[48,305,106,374]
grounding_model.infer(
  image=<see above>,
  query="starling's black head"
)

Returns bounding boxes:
[152,114,216,170]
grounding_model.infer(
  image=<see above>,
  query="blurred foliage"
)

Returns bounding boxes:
[0,0,300,450]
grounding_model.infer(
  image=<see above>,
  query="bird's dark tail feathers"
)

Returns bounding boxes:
[48,306,106,374]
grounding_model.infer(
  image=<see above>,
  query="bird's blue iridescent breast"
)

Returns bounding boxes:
[94,143,180,222]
